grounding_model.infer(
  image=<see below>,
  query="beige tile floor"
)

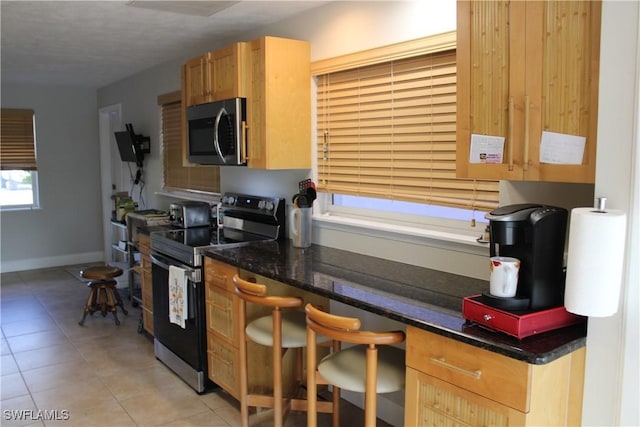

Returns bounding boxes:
[1,265,388,427]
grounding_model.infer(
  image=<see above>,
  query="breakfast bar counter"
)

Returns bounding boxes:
[203,240,587,365]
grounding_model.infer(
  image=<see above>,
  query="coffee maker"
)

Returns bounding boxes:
[482,203,568,311]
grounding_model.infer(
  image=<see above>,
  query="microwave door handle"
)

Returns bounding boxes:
[213,107,227,164]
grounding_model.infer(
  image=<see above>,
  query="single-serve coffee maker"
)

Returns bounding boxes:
[482,203,568,311]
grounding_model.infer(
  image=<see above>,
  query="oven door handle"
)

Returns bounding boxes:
[150,253,202,284]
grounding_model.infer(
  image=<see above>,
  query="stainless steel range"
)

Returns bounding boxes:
[149,192,285,393]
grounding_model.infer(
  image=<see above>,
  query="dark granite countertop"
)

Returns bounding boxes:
[203,240,587,364]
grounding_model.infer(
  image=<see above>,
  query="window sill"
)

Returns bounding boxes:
[0,205,41,212]
[313,212,490,256]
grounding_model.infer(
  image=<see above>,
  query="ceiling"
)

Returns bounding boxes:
[0,1,329,88]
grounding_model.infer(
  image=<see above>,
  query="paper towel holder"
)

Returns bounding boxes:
[564,196,627,317]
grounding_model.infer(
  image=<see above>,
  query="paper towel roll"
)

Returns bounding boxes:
[565,207,627,317]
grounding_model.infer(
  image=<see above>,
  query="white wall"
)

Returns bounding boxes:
[0,83,103,272]
[583,2,639,425]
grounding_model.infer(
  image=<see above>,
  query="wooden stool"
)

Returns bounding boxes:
[78,265,128,326]
[305,303,406,427]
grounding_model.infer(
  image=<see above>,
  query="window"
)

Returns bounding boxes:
[312,32,498,232]
[158,91,220,193]
[0,108,39,209]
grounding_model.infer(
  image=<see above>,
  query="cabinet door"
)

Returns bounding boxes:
[456,0,525,181]
[247,36,311,169]
[405,367,526,426]
[183,54,211,107]
[207,333,240,399]
[524,0,601,182]
[456,0,600,183]
[210,42,247,101]
[206,285,239,343]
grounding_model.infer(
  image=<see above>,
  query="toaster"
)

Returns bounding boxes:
[169,201,211,228]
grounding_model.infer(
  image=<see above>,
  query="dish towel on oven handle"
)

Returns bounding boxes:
[168,265,188,329]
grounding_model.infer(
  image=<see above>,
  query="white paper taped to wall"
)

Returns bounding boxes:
[539,131,586,165]
[469,134,505,164]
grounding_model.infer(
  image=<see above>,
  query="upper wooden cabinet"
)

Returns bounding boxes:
[456,1,601,183]
[246,36,311,169]
[182,42,248,107]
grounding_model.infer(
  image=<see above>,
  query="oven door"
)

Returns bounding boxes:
[151,252,207,391]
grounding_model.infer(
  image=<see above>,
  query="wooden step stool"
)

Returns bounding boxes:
[78,265,128,326]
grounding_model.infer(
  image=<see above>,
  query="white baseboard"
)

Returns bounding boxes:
[0,251,104,273]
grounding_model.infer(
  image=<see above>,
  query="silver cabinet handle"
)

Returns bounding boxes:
[429,357,482,380]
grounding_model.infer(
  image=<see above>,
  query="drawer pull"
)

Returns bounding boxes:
[430,357,482,380]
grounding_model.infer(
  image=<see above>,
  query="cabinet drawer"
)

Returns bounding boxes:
[206,286,239,343]
[406,327,530,411]
[204,258,238,292]
[207,335,239,399]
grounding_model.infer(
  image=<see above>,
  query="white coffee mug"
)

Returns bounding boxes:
[489,256,520,297]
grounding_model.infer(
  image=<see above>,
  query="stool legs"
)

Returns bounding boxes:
[79,285,98,326]
[272,309,283,427]
[78,280,128,326]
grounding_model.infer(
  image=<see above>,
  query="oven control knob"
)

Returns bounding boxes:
[223,196,235,206]
[265,201,274,211]
[258,200,266,210]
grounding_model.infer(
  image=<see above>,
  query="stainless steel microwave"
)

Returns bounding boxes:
[186,97,247,165]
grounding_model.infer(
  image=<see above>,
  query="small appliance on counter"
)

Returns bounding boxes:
[169,201,212,228]
[462,203,585,339]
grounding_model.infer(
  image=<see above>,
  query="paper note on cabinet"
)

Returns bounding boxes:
[469,134,505,164]
[539,131,586,165]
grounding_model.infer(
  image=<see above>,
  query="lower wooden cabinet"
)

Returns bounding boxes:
[138,233,153,336]
[204,257,329,399]
[405,326,586,426]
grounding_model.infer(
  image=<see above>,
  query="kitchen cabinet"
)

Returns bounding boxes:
[246,36,311,169]
[204,257,327,400]
[404,326,586,426]
[182,42,248,107]
[137,233,153,336]
[204,258,280,399]
[180,42,248,168]
[456,0,601,183]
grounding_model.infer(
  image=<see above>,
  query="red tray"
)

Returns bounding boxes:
[462,295,585,339]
